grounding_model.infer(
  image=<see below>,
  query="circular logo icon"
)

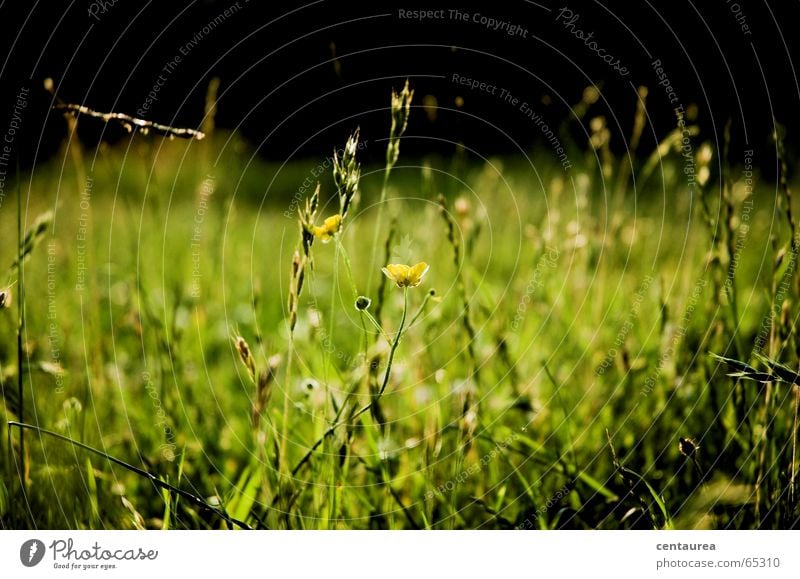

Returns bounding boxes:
[20,539,46,567]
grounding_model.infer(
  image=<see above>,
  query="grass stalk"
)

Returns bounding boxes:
[16,160,24,481]
[8,421,252,529]
[288,288,411,477]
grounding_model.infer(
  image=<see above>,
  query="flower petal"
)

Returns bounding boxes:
[323,214,342,232]
[383,263,411,287]
[407,262,429,286]
[312,214,342,243]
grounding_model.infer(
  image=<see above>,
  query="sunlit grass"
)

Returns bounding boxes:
[1,86,798,530]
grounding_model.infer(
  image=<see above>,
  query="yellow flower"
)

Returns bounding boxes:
[381,262,429,288]
[311,214,342,243]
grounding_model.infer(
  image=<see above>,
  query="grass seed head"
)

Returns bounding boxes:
[333,129,361,218]
[291,249,301,278]
[696,143,713,187]
[234,335,257,381]
[387,80,414,167]
[390,79,414,140]
[299,184,321,259]
[294,251,306,298]
[679,437,699,458]
[454,197,471,217]
[288,250,306,333]
[14,210,54,269]
[252,354,280,427]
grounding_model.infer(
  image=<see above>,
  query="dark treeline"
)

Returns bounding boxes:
[0,1,798,172]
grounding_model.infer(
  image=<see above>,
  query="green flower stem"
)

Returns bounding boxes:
[366,165,394,295]
[335,236,359,301]
[407,291,435,329]
[335,236,371,372]
[280,335,295,477]
[377,287,408,399]
[288,286,410,477]
[16,168,24,472]
[363,310,392,345]
[370,287,410,529]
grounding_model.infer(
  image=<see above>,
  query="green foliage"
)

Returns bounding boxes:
[1,90,799,530]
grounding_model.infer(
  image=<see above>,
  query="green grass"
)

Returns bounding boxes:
[1,93,799,530]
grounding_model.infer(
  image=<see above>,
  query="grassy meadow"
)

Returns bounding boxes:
[1,85,799,529]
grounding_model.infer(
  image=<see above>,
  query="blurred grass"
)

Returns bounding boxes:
[0,114,798,529]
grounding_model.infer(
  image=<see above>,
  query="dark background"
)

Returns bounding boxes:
[1,0,798,169]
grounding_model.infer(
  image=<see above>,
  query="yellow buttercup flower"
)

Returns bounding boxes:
[381,262,429,288]
[311,214,342,243]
